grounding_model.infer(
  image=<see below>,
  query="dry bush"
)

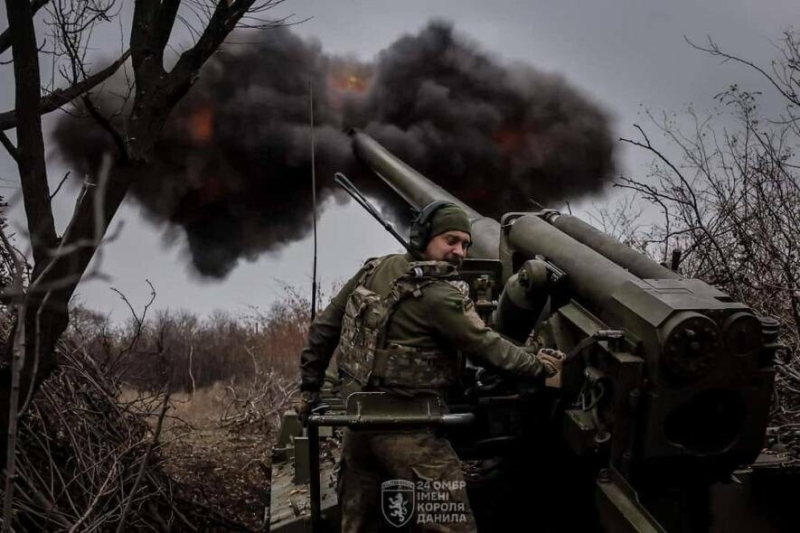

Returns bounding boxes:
[218,369,299,434]
[0,339,184,532]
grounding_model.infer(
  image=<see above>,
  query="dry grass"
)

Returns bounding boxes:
[170,383,230,426]
[121,382,231,429]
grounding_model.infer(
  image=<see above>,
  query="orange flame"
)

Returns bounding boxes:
[328,70,369,94]
[189,106,214,144]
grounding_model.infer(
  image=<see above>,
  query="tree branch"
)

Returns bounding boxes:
[49,171,70,201]
[0,0,49,57]
[152,0,182,60]
[0,130,19,162]
[0,50,131,132]
[621,123,741,297]
[173,0,258,79]
[685,35,800,106]
[81,95,129,163]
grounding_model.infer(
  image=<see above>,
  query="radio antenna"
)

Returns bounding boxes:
[309,81,319,321]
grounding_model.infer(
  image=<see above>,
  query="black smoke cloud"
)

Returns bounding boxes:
[53,21,616,278]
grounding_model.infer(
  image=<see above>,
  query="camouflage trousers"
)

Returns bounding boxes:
[339,429,477,533]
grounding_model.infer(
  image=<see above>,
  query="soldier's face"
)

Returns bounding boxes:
[423,230,471,268]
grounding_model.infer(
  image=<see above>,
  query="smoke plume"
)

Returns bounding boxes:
[53,21,616,277]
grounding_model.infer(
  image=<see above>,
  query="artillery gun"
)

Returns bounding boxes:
[269,131,788,532]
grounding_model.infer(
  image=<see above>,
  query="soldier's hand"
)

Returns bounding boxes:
[536,348,565,388]
[536,348,564,376]
[295,390,320,426]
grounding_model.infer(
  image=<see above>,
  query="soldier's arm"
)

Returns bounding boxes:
[298,265,366,392]
[426,284,544,379]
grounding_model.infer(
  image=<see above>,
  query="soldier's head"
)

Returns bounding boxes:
[410,201,472,268]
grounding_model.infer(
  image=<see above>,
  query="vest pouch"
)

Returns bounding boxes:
[373,343,458,389]
[337,286,385,388]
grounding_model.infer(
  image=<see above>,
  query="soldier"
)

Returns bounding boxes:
[297,201,563,532]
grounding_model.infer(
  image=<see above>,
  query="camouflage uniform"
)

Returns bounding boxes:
[339,429,474,532]
[299,253,546,532]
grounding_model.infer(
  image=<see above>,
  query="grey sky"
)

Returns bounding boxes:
[0,0,797,321]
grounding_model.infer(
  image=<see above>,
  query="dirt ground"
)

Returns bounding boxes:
[133,384,285,532]
[163,426,274,531]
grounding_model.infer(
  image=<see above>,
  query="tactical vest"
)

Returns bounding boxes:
[336,258,467,392]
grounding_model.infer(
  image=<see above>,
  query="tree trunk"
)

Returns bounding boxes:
[0,0,58,471]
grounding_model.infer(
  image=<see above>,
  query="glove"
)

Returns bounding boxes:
[536,348,565,388]
[295,390,320,426]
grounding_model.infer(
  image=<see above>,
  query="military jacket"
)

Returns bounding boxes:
[299,253,544,394]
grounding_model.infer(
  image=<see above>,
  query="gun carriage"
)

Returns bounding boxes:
[269,131,782,532]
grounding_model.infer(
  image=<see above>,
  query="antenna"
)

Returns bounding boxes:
[333,172,420,259]
[309,81,319,321]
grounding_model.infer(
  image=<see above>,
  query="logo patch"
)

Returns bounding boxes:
[381,479,415,528]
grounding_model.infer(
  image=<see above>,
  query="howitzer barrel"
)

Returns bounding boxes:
[546,212,680,280]
[351,130,648,308]
[351,130,474,215]
[351,130,501,259]
[508,214,645,310]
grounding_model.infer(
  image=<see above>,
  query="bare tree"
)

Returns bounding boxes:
[0,0,291,472]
